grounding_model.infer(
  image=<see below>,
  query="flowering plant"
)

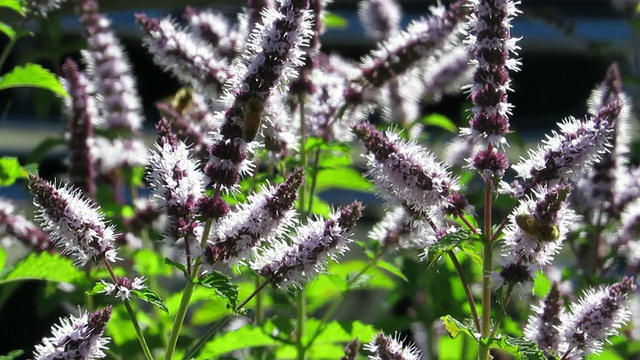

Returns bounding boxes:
[0,0,639,359]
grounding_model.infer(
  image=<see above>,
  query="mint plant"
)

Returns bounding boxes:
[0,0,639,359]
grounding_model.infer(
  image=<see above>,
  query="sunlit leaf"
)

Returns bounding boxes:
[323,12,348,29]
[0,0,24,15]
[0,252,83,286]
[0,64,68,96]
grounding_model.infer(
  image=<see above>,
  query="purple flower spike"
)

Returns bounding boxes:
[26,0,66,17]
[137,13,232,98]
[32,306,112,360]
[184,6,239,60]
[252,201,364,288]
[358,0,402,40]
[356,0,468,88]
[62,59,98,196]
[364,332,421,360]
[463,0,521,145]
[147,118,206,242]
[204,168,304,266]
[512,101,621,191]
[353,123,459,215]
[0,198,54,252]
[471,148,509,180]
[78,0,143,132]
[29,174,119,266]
[524,282,564,355]
[205,0,312,190]
[559,278,635,357]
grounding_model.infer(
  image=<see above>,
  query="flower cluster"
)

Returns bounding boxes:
[364,332,421,360]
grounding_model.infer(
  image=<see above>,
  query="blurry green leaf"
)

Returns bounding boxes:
[0,350,24,360]
[0,22,15,40]
[0,0,24,15]
[0,157,24,186]
[426,229,482,267]
[196,270,239,310]
[135,249,172,277]
[0,64,68,96]
[133,288,168,313]
[164,257,188,278]
[306,318,377,344]
[122,166,145,187]
[533,271,552,298]
[22,162,38,174]
[323,12,348,29]
[421,113,457,132]
[314,167,371,192]
[86,281,107,295]
[307,195,330,217]
[491,336,548,360]
[0,246,5,271]
[441,315,477,340]
[375,259,408,282]
[198,323,279,358]
[0,252,83,285]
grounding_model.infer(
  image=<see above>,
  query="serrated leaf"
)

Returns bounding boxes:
[0,0,24,15]
[323,12,348,29]
[491,336,548,360]
[375,259,408,282]
[133,288,169,313]
[196,270,239,310]
[0,157,25,186]
[441,315,478,341]
[426,229,480,267]
[0,64,68,96]
[0,252,83,285]
[421,113,457,132]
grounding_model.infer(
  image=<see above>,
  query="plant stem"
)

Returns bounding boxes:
[103,261,153,360]
[165,214,215,360]
[0,17,27,72]
[296,289,307,360]
[479,178,494,360]
[447,251,481,333]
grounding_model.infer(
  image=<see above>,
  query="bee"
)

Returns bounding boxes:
[242,97,265,142]
[171,88,195,115]
[515,213,560,242]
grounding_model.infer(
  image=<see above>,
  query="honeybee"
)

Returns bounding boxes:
[242,97,265,142]
[515,213,560,242]
[171,88,195,115]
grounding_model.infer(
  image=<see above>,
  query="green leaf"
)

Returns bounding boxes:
[441,315,478,341]
[425,229,481,267]
[135,249,172,277]
[122,166,145,187]
[0,245,5,271]
[198,323,280,358]
[0,21,15,40]
[0,252,83,285]
[196,270,239,310]
[22,162,38,174]
[307,195,330,217]
[133,288,169,313]
[375,259,408,282]
[86,281,107,295]
[420,113,457,132]
[314,167,371,192]
[0,350,24,360]
[0,0,24,15]
[322,12,348,29]
[0,64,68,97]
[26,137,66,165]
[491,336,548,360]
[533,271,552,298]
[0,157,25,186]
[164,257,188,278]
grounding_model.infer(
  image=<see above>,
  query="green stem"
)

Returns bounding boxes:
[165,215,215,360]
[447,251,481,333]
[298,94,307,216]
[296,289,307,360]
[479,179,494,360]
[103,261,153,360]
[253,276,265,360]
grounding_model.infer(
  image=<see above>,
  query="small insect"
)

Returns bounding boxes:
[242,97,265,142]
[515,213,560,242]
[171,88,195,115]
